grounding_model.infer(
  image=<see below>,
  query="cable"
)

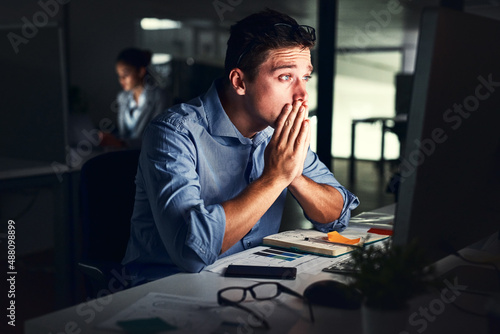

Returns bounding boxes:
[449,288,500,318]
[441,240,500,281]
[451,301,487,318]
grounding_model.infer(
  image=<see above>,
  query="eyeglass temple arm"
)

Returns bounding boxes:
[234,302,271,329]
[218,296,271,329]
[279,285,303,299]
[279,285,315,322]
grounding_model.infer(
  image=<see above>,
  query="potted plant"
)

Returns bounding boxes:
[349,240,436,334]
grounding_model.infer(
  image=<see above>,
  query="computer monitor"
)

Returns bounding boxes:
[392,7,500,263]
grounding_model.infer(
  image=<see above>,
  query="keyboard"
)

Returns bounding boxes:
[322,257,359,275]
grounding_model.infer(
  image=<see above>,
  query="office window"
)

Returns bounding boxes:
[332,51,402,160]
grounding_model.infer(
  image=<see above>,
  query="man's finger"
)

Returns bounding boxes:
[294,118,309,151]
[303,118,311,156]
[273,104,292,139]
[286,102,305,143]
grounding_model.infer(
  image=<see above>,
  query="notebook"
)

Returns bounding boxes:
[262,227,389,257]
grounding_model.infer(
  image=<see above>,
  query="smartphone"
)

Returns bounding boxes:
[224,264,297,280]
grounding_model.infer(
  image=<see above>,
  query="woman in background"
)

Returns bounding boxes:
[101,47,168,148]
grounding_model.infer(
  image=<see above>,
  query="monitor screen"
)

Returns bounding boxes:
[393,7,500,263]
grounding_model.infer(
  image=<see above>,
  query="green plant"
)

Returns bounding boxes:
[349,240,436,310]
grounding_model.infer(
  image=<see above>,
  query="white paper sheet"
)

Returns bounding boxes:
[97,292,221,333]
[203,246,344,276]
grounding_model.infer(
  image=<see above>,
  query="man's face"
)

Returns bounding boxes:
[243,46,313,132]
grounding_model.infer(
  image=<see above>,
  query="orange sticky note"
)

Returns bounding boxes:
[327,231,361,245]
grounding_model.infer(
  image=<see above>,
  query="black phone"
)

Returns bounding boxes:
[224,264,297,280]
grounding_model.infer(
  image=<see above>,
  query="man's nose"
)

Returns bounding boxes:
[293,80,308,102]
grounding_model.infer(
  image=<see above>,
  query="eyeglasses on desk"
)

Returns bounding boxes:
[217,282,314,329]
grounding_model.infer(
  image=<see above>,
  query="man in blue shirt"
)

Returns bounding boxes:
[122,9,359,284]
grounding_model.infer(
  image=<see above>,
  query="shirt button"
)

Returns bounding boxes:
[247,241,251,247]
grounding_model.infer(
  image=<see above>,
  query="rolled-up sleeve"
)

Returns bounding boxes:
[301,148,360,233]
[140,118,225,272]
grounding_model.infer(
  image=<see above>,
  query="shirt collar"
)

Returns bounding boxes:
[202,79,273,146]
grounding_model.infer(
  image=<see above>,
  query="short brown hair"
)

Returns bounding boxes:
[224,9,316,82]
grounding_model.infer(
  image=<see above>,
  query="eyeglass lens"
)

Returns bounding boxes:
[251,283,280,300]
[220,283,280,303]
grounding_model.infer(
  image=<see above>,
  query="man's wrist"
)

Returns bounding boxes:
[259,172,289,190]
[288,174,307,192]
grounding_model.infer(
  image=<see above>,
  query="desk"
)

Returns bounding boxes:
[25,207,500,334]
[25,264,360,333]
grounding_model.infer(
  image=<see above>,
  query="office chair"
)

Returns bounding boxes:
[78,149,140,299]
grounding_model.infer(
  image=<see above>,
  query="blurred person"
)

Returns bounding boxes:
[100,47,168,148]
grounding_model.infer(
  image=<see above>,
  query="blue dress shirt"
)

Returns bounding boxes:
[122,80,359,283]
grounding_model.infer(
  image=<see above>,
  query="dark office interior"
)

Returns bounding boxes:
[2,0,500,333]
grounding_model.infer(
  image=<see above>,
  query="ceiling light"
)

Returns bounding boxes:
[140,18,182,30]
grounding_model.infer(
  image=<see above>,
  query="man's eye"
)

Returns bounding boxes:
[303,75,312,82]
[279,75,291,81]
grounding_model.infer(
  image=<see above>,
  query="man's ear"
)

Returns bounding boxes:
[228,68,246,96]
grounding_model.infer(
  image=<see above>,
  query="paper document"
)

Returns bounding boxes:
[97,293,221,333]
[204,246,340,276]
[349,211,394,226]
